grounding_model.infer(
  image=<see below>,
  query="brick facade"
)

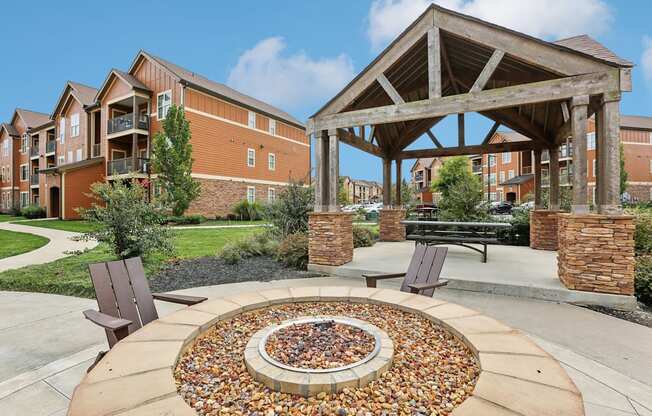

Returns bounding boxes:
[187,178,285,217]
[379,209,406,242]
[529,210,560,250]
[308,213,353,266]
[557,214,635,295]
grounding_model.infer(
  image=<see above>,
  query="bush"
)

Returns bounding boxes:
[166,215,205,225]
[78,180,173,259]
[218,232,279,264]
[219,244,243,265]
[232,200,264,220]
[264,181,313,237]
[635,256,652,306]
[627,207,652,256]
[9,207,21,216]
[21,204,46,219]
[276,233,309,270]
[353,226,376,248]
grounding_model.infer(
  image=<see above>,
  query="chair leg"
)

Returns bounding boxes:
[87,351,107,373]
[483,244,487,263]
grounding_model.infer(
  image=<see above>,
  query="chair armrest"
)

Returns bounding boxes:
[152,293,208,306]
[363,272,406,288]
[83,309,132,331]
[407,280,449,293]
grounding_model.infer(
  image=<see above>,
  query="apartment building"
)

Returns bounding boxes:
[410,157,445,203]
[4,50,309,219]
[341,176,382,204]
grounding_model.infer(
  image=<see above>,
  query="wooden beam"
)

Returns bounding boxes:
[382,158,391,206]
[533,149,543,209]
[481,121,501,145]
[377,73,405,105]
[336,128,383,157]
[359,126,365,141]
[399,140,539,159]
[395,159,402,206]
[457,113,465,147]
[570,95,589,214]
[427,27,442,98]
[440,36,460,94]
[426,130,443,148]
[311,70,619,133]
[561,101,570,122]
[470,49,505,93]
[369,125,376,144]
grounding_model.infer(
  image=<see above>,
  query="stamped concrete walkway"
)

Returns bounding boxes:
[0,222,97,272]
[1,278,651,415]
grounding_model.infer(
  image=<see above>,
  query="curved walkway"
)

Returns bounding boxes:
[0,222,97,272]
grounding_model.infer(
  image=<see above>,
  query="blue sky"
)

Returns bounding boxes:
[1,0,651,182]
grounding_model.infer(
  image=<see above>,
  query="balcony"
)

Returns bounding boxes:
[472,164,482,174]
[30,146,39,158]
[30,175,39,186]
[108,158,149,176]
[46,141,56,154]
[522,166,533,175]
[107,113,149,135]
[414,171,424,182]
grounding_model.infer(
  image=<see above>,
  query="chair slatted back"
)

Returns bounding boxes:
[400,245,448,297]
[88,257,158,347]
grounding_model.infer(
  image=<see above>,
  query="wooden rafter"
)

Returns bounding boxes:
[481,121,501,145]
[426,130,443,148]
[377,73,405,104]
[399,139,539,159]
[470,49,505,93]
[336,128,383,157]
[457,113,465,147]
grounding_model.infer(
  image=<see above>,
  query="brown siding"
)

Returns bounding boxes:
[62,163,104,219]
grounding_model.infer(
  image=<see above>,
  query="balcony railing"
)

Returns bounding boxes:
[92,143,101,158]
[108,158,149,176]
[522,166,533,175]
[46,141,56,154]
[472,164,482,173]
[107,113,149,135]
[30,146,39,157]
[414,172,424,182]
[30,175,39,186]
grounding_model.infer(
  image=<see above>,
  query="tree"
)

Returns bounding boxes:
[338,177,350,205]
[432,156,488,221]
[264,181,314,237]
[391,179,416,208]
[78,180,173,259]
[432,156,473,199]
[150,105,200,216]
[620,143,628,195]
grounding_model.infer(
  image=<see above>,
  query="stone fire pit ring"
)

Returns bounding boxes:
[245,316,393,396]
[68,286,586,416]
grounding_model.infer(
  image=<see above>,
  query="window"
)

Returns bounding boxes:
[21,134,28,153]
[20,192,28,208]
[247,186,256,203]
[19,164,28,181]
[157,90,172,120]
[67,151,73,163]
[649,132,652,144]
[499,171,505,183]
[592,159,596,177]
[269,119,276,135]
[248,111,256,128]
[268,187,276,202]
[587,132,596,150]
[268,153,276,171]
[2,140,8,156]
[502,152,511,164]
[489,192,497,202]
[59,117,66,143]
[247,148,255,167]
[70,113,80,137]
[58,156,65,166]
[508,170,514,179]
[76,148,83,162]
[489,173,496,184]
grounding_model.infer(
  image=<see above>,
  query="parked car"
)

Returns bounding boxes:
[519,201,535,210]
[489,201,513,215]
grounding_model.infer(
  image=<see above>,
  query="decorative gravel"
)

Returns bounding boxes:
[265,320,376,370]
[175,302,480,415]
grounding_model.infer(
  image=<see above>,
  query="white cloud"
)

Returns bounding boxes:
[643,36,652,85]
[367,0,612,50]
[227,37,355,113]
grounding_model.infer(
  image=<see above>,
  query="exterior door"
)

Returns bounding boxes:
[49,187,60,218]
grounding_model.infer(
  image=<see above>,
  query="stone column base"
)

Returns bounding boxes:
[379,209,406,242]
[308,212,354,266]
[530,210,560,250]
[557,213,635,295]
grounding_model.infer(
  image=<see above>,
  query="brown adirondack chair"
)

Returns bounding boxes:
[363,245,448,297]
[83,257,207,369]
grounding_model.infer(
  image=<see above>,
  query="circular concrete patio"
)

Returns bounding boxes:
[68,287,584,416]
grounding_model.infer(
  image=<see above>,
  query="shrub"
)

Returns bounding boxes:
[166,214,205,225]
[78,180,173,259]
[352,225,376,248]
[232,200,264,220]
[635,256,652,306]
[265,181,313,237]
[21,204,46,219]
[438,176,489,222]
[276,233,309,270]
[9,207,21,216]
[627,207,652,256]
[218,232,279,264]
[219,244,243,265]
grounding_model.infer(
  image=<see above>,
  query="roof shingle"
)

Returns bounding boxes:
[553,35,633,67]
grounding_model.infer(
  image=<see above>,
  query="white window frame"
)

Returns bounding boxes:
[76,148,83,162]
[592,159,596,177]
[19,164,28,182]
[248,111,256,129]
[268,187,276,202]
[111,149,127,160]
[157,90,172,121]
[20,134,28,154]
[502,152,511,164]
[70,113,80,137]
[488,154,496,167]
[587,132,596,150]
[508,169,514,179]
[59,117,66,143]
[67,150,73,163]
[268,153,276,171]
[489,173,496,185]
[269,119,276,135]
[246,186,256,203]
[58,155,65,166]
[247,148,255,167]
[20,192,28,208]
[499,171,505,183]
[2,139,8,156]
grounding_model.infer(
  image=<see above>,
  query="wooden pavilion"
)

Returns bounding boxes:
[307,5,635,296]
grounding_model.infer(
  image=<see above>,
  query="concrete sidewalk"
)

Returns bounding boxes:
[1,278,651,415]
[0,223,97,272]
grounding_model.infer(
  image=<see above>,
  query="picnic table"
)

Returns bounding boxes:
[401,220,512,263]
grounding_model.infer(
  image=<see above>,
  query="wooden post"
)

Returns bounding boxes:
[328,129,339,212]
[458,113,465,147]
[427,27,442,99]
[533,149,543,209]
[598,96,622,214]
[595,107,602,207]
[549,146,560,211]
[382,158,391,207]
[570,95,589,214]
[395,159,402,207]
[313,132,323,212]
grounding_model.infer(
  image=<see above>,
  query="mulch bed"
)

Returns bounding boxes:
[175,302,479,415]
[583,304,652,329]
[149,256,325,293]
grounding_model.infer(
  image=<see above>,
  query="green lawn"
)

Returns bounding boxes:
[174,219,269,227]
[0,229,49,259]
[0,215,26,222]
[0,227,262,298]
[15,220,100,233]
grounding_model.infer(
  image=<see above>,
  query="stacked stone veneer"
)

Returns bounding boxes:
[530,210,560,250]
[380,209,406,242]
[308,212,354,266]
[557,214,636,295]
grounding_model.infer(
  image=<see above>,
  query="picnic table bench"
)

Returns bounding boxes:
[401,220,512,263]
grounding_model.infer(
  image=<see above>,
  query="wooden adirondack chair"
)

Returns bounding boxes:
[83,257,207,369]
[363,245,448,297]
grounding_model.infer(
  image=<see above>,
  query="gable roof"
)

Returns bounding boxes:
[1,123,19,137]
[490,131,531,144]
[553,35,633,67]
[95,68,152,102]
[621,115,652,131]
[14,108,51,130]
[131,50,303,128]
[51,81,99,118]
